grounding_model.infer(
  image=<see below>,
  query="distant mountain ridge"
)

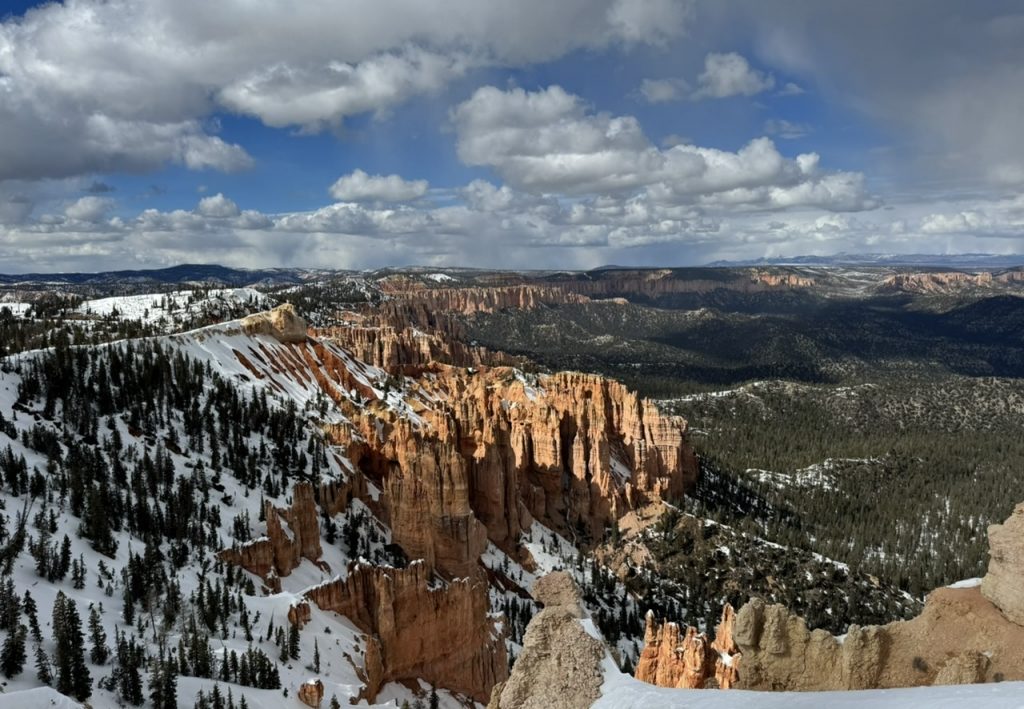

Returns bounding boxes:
[0,263,332,286]
[706,253,1024,268]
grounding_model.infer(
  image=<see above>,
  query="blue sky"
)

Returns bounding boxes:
[0,1,1022,272]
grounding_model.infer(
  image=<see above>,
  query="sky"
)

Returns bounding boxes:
[1,0,1023,273]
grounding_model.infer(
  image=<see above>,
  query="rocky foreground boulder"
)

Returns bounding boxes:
[488,573,605,709]
[982,501,1024,625]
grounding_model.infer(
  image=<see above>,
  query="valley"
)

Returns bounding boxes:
[0,264,1022,707]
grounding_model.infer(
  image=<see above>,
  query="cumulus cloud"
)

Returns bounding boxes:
[197,193,241,218]
[639,77,689,103]
[64,196,115,223]
[2,180,1021,273]
[0,0,690,181]
[606,0,692,45]
[764,119,811,139]
[452,84,870,210]
[692,52,775,99]
[329,169,429,202]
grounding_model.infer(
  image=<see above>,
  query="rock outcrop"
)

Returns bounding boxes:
[637,503,1024,693]
[732,585,1024,690]
[219,482,321,585]
[298,678,324,707]
[305,562,507,704]
[488,572,605,709]
[241,302,308,343]
[982,501,1024,625]
[378,283,592,314]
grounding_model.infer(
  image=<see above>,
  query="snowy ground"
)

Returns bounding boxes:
[596,669,1024,709]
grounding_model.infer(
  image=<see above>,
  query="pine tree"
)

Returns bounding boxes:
[34,642,51,685]
[288,622,300,660]
[429,685,440,709]
[1,624,27,678]
[52,591,91,700]
[88,605,109,664]
[313,637,320,673]
[149,654,178,709]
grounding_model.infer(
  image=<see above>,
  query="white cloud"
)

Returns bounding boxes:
[64,196,115,223]
[607,0,692,45]
[3,181,1022,273]
[764,119,811,139]
[329,169,429,202]
[693,52,775,99]
[452,84,870,210]
[777,82,805,97]
[0,0,690,181]
[197,193,241,218]
[639,77,688,103]
[920,211,993,234]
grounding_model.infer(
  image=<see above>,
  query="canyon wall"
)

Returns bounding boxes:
[378,269,814,314]
[329,364,696,578]
[305,562,507,704]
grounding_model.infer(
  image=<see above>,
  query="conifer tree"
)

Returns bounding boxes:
[1,624,27,678]
[34,642,51,685]
[52,591,91,700]
[88,605,109,664]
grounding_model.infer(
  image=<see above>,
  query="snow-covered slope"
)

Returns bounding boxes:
[76,288,271,330]
[0,316,465,707]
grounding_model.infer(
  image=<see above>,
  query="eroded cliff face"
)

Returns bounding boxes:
[305,562,507,704]
[218,481,321,589]
[219,302,697,703]
[879,270,1024,293]
[327,364,696,578]
[377,269,814,313]
[379,283,592,314]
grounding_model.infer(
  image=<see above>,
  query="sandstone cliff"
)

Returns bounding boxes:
[305,561,507,704]
[377,269,814,313]
[330,365,696,578]
[488,572,605,709]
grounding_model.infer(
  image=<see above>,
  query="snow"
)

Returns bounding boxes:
[947,577,983,589]
[426,273,456,283]
[595,672,1024,708]
[0,687,85,708]
[0,302,33,317]
[75,288,270,330]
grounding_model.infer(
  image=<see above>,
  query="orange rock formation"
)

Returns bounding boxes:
[218,481,321,587]
[305,562,507,704]
[635,605,739,690]
[330,365,696,578]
